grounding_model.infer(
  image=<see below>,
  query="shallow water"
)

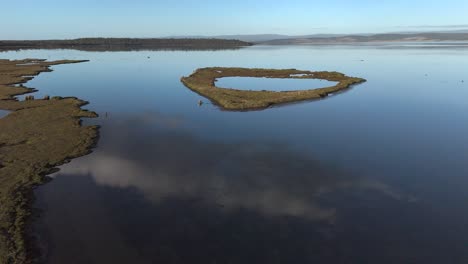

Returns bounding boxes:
[216,77,338,91]
[2,45,468,263]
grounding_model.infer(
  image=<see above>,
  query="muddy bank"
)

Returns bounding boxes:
[0,59,99,263]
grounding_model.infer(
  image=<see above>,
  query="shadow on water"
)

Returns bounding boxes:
[33,112,466,264]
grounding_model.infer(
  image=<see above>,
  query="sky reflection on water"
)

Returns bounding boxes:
[37,114,415,264]
[2,45,468,263]
[215,77,338,91]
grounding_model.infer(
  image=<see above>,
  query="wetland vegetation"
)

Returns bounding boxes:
[181,67,366,110]
[0,59,98,264]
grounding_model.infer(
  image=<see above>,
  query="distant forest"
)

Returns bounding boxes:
[0,38,253,51]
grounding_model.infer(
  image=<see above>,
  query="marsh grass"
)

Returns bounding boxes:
[0,59,98,263]
[181,67,366,110]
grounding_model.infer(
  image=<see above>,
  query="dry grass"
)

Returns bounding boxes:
[181,67,366,110]
[0,59,98,263]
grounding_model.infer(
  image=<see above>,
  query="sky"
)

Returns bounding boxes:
[2,0,468,39]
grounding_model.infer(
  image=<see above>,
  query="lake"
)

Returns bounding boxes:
[2,44,468,263]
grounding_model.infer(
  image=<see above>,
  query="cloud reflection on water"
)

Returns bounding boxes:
[54,112,404,222]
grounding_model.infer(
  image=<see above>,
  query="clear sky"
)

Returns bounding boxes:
[2,0,468,39]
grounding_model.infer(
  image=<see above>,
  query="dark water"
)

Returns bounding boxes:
[216,77,338,91]
[2,45,468,263]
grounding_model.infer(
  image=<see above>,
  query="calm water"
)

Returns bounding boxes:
[2,45,468,263]
[216,77,338,91]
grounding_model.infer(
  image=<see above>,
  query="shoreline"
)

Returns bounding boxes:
[0,59,99,263]
[181,67,366,111]
[0,38,253,52]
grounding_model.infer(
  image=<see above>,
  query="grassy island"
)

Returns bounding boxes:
[0,59,99,263]
[181,67,366,110]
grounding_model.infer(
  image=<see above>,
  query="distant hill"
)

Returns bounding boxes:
[259,33,468,45]
[167,31,468,43]
[169,34,348,42]
[211,34,350,42]
[213,34,293,42]
[0,38,253,51]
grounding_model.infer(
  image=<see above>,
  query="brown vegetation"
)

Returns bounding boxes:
[0,59,98,263]
[181,67,366,110]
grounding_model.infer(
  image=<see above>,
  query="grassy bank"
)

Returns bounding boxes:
[181,67,366,110]
[0,59,99,263]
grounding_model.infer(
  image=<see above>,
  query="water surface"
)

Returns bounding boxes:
[2,45,468,263]
[216,77,338,91]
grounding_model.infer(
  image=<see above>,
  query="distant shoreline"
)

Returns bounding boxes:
[0,38,253,51]
[255,32,468,45]
[1,33,468,51]
[0,33,468,52]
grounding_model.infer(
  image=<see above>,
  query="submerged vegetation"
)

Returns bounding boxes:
[0,59,98,263]
[181,67,366,110]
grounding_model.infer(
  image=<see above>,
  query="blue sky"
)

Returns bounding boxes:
[2,0,468,39]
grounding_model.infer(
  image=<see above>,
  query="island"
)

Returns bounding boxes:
[0,59,98,263]
[181,67,366,110]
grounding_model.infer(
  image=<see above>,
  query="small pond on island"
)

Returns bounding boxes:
[215,77,338,91]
